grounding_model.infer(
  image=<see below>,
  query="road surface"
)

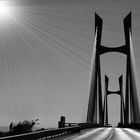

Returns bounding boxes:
[56,127,140,140]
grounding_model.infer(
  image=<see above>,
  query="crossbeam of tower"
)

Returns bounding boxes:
[87,12,140,126]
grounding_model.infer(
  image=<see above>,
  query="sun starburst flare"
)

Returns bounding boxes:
[0,1,15,19]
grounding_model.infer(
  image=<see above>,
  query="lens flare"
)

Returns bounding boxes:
[0,1,14,18]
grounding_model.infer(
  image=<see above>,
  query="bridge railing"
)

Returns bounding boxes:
[0,123,97,140]
[0,126,81,140]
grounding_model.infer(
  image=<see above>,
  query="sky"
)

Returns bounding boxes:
[0,0,140,128]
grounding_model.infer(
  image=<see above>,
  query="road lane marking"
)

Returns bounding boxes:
[92,128,112,140]
[114,128,132,140]
[123,128,140,139]
[64,128,105,140]
[106,128,114,140]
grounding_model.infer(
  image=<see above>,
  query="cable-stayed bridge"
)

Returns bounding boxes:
[87,12,140,126]
[0,12,140,140]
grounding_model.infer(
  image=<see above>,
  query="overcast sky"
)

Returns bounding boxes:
[0,0,140,128]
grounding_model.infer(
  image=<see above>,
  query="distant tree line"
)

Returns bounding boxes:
[0,119,43,137]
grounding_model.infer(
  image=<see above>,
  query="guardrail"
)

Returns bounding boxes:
[0,123,98,140]
[0,126,81,140]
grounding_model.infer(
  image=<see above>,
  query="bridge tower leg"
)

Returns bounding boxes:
[86,13,104,125]
[124,12,140,124]
[119,76,125,124]
[124,12,131,124]
[104,76,109,126]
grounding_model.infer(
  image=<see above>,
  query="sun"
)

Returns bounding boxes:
[0,1,13,18]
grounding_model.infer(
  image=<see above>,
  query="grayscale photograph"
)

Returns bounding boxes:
[0,0,139,139]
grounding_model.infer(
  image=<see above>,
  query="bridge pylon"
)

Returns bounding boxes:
[87,12,140,126]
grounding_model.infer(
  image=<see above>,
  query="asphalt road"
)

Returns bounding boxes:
[59,127,140,140]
